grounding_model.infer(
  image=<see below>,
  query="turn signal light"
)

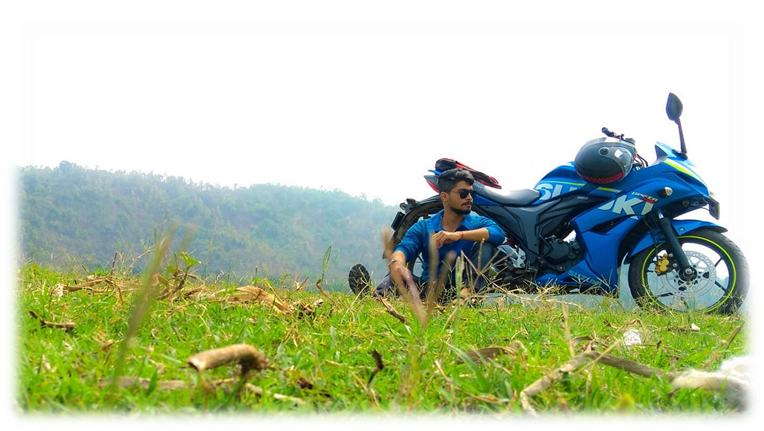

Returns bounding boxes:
[658,187,673,198]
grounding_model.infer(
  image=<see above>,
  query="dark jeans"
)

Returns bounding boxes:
[373,242,498,301]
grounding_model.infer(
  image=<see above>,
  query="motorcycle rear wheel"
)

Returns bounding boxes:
[627,228,748,314]
[391,200,443,272]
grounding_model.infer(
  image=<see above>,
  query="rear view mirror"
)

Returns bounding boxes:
[666,93,683,122]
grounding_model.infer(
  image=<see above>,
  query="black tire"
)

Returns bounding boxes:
[628,228,749,314]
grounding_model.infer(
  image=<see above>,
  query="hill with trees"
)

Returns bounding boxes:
[17,162,400,288]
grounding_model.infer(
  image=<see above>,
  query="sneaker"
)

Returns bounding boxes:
[348,264,371,295]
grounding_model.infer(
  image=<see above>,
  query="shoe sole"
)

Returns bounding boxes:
[349,264,371,295]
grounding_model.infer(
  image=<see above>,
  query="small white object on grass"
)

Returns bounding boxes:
[623,329,642,346]
[671,355,751,410]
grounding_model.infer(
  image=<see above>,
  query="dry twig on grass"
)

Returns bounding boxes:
[379,298,407,324]
[726,322,747,346]
[367,349,385,385]
[229,285,324,318]
[182,287,205,299]
[62,284,94,293]
[314,278,338,307]
[64,276,116,291]
[185,344,269,403]
[230,285,293,313]
[126,247,154,275]
[28,310,75,332]
[389,273,427,328]
[561,302,576,359]
[702,322,745,369]
[295,298,324,318]
[457,341,525,364]
[519,349,678,416]
[100,377,305,406]
[425,251,456,323]
[187,344,271,375]
[109,251,120,277]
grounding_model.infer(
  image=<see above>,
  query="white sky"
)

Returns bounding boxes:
[2,0,763,428]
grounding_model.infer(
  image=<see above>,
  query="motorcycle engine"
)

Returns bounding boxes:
[498,244,526,269]
[543,237,582,265]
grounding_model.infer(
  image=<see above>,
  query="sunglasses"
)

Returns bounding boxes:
[455,188,475,199]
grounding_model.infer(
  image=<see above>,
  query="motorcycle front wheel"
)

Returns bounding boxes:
[627,228,749,314]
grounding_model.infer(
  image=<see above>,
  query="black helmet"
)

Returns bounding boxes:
[574,138,636,184]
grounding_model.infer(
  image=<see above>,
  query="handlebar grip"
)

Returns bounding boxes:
[602,127,614,137]
[602,127,636,144]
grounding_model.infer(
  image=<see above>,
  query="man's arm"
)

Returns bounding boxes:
[432,228,489,248]
[459,228,491,242]
[387,249,408,267]
[432,217,505,248]
[474,216,505,246]
[387,250,414,288]
[392,219,424,265]
[388,221,424,291]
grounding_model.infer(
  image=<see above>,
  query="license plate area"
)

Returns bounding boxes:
[708,198,721,220]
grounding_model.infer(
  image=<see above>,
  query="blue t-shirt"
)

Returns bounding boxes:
[393,210,505,281]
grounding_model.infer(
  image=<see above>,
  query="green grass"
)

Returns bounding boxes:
[16,262,747,416]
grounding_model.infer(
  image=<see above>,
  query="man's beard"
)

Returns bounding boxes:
[451,206,471,216]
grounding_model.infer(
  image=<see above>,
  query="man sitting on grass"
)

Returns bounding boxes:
[349,168,505,303]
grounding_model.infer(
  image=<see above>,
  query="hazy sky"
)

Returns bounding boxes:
[2,1,762,426]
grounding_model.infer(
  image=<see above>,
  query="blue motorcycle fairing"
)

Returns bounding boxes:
[535,260,612,291]
[533,163,588,204]
[534,143,710,205]
[530,142,716,292]
[570,178,699,233]
[535,215,641,292]
[626,219,727,260]
[654,142,705,184]
[539,147,713,235]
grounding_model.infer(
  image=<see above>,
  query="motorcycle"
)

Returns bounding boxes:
[387,93,748,314]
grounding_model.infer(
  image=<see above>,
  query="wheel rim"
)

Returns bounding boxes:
[640,236,736,312]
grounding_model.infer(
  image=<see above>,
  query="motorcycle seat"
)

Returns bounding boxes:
[474,184,540,206]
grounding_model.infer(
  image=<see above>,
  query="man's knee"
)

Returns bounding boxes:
[464,242,500,293]
[373,272,423,297]
[467,242,498,268]
[373,273,395,297]
[374,272,431,300]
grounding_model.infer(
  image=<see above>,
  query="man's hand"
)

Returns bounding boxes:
[389,260,417,293]
[432,231,461,248]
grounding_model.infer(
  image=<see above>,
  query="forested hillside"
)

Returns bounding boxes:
[17,162,399,287]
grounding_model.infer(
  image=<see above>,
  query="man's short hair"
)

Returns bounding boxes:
[438,168,474,193]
